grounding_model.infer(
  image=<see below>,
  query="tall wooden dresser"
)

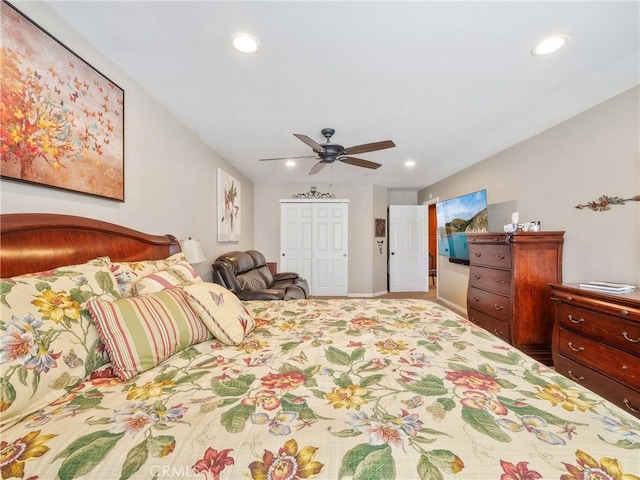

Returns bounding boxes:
[550,283,640,417]
[466,232,564,365]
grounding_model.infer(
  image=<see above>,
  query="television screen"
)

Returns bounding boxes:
[436,189,488,265]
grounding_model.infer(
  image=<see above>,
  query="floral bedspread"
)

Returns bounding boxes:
[2,299,639,480]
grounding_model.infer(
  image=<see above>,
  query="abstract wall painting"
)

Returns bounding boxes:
[1,2,125,201]
[217,168,241,242]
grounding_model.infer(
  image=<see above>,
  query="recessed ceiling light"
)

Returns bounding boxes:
[285,160,296,167]
[405,160,416,167]
[531,34,569,56]
[231,33,260,54]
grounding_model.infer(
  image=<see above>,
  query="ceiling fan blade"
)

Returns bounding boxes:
[341,157,382,169]
[259,155,317,161]
[309,161,327,175]
[342,140,395,156]
[294,134,325,153]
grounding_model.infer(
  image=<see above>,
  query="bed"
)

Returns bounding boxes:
[1,213,638,480]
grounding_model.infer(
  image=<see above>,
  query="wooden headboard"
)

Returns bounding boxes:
[1,213,181,277]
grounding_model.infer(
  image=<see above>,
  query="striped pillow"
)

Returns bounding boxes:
[110,252,188,297]
[132,261,202,295]
[86,288,211,381]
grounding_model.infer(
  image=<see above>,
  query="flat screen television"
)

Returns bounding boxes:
[436,189,488,265]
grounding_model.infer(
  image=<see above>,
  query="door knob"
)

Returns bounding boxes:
[391,252,395,255]
[282,253,285,257]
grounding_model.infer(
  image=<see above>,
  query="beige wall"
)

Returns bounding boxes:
[0,2,254,281]
[253,183,388,295]
[388,190,418,205]
[419,86,640,312]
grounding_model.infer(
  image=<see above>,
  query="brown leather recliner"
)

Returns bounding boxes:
[212,250,309,300]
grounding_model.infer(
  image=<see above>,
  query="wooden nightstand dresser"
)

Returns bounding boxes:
[466,232,564,365]
[550,283,640,417]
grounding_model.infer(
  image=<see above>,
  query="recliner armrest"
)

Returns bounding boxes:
[273,277,309,298]
[282,284,307,300]
[273,272,299,282]
[236,289,286,301]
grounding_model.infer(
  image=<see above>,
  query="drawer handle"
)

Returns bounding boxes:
[472,296,480,302]
[567,370,584,381]
[493,329,504,336]
[623,398,640,413]
[567,342,584,352]
[474,252,481,257]
[620,309,629,316]
[474,274,481,279]
[496,279,508,284]
[470,317,480,324]
[494,304,504,311]
[568,315,584,324]
[566,296,573,301]
[495,254,505,260]
[622,332,640,343]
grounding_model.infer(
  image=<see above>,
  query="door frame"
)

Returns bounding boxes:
[422,197,439,292]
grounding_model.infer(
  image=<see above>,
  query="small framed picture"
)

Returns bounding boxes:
[375,218,386,238]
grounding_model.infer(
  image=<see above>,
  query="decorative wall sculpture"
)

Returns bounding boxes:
[575,195,640,212]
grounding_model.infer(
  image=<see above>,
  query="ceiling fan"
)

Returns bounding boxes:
[259,128,395,175]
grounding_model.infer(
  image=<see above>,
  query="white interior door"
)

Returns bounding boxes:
[313,202,348,296]
[389,205,427,292]
[280,202,313,283]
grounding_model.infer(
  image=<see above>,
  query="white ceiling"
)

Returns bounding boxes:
[41,1,639,189]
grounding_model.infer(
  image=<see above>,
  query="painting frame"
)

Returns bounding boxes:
[375,218,386,238]
[1,1,125,201]
[217,168,241,242]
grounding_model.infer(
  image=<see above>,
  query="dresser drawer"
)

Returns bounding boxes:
[467,286,510,322]
[552,288,640,322]
[556,303,640,355]
[556,328,640,389]
[554,354,640,418]
[469,265,511,295]
[467,308,510,341]
[468,243,512,269]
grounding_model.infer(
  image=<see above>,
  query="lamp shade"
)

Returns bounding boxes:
[181,238,207,264]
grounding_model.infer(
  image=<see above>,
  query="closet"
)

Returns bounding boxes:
[280,200,348,296]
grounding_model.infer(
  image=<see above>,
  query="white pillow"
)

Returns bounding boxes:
[183,283,255,345]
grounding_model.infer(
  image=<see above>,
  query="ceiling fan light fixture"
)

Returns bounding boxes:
[405,160,416,167]
[231,33,260,54]
[259,128,395,175]
[531,34,569,56]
